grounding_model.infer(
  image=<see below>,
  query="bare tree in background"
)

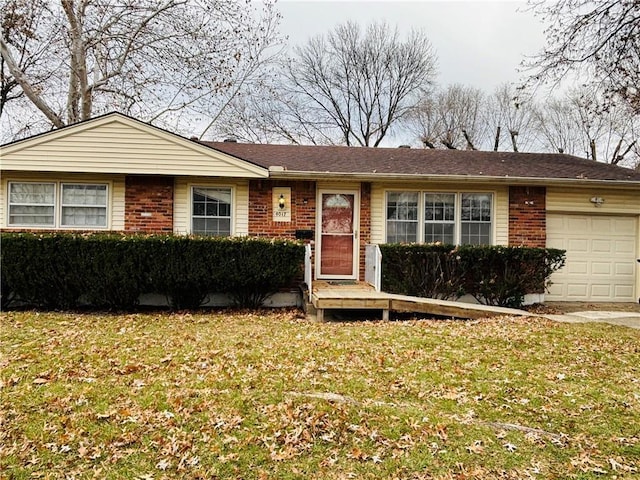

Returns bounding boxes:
[524,0,640,114]
[534,87,639,165]
[288,21,437,147]
[484,83,539,152]
[406,84,485,150]
[220,21,437,147]
[0,0,283,141]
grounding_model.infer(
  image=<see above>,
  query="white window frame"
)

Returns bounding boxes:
[60,183,108,228]
[385,190,495,245]
[6,181,110,229]
[7,181,56,227]
[385,191,420,244]
[190,185,235,237]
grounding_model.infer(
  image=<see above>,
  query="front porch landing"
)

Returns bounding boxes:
[310,281,530,321]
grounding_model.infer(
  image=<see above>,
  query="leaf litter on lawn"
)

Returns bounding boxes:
[1,309,639,479]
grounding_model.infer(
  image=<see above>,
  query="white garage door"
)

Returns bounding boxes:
[546,214,637,301]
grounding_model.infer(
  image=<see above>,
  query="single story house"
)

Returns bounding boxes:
[1,112,639,303]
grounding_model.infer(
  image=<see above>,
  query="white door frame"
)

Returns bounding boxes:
[315,188,360,280]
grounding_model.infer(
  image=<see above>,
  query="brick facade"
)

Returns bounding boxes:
[248,179,317,239]
[248,180,371,280]
[358,183,371,280]
[124,176,174,233]
[508,186,546,247]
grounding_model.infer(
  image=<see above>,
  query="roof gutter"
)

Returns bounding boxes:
[265,169,640,189]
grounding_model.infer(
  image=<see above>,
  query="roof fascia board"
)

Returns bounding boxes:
[266,170,640,188]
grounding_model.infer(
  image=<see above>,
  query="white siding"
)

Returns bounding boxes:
[1,115,268,178]
[547,187,640,215]
[174,177,250,236]
[370,182,508,245]
[1,172,126,230]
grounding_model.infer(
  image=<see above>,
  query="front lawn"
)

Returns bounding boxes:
[1,310,638,479]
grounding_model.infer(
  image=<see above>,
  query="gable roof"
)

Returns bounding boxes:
[205,142,640,186]
[1,112,268,178]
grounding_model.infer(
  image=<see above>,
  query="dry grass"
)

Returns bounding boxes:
[1,309,639,479]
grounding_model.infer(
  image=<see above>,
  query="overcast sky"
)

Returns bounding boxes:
[276,0,546,93]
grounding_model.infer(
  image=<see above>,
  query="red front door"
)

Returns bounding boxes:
[318,192,358,278]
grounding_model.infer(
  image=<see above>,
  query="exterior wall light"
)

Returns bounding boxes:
[279,194,286,209]
[589,196,605,207]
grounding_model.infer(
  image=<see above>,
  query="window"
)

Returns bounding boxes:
[61,184,107,227]
[424,193,455,244]
[386,192,418,243]
[8,182,55,226]
[386,191,493,245]
[192,187,232,236]
[8,182,109,228]
[460,193,492,245]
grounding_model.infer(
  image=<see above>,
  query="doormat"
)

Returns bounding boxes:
[328,280,357,286]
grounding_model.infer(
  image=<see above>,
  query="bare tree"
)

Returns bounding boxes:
[523,0,640,114]
[275,21,437,147]
[0,0,283,141]
[531,88,639,167]
[484,83,540,152]
[406,84,485,150]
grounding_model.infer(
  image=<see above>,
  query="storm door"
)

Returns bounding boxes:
[317,191,359,279]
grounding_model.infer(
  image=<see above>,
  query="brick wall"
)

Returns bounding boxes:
[248,180,316,238]
[248,180,372,280]
[124,176,174,233]
[358,182,371,279]
[508,186,546,247]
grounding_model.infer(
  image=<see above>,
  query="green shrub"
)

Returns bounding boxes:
[0,233,304,310]
[0,233,86,309]
[458,245,566,308]
[380,243,565,308]
[219,237,305,308]
[379,243,464,300]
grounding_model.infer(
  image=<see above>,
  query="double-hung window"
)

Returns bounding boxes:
[424,193,456,244]
[386,192,419,243]
[8,181,108,228]
[386,191,493,245]
[191,187,232,236]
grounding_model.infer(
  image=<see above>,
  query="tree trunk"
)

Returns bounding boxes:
[0,37,64,128]
[509,130,519,152]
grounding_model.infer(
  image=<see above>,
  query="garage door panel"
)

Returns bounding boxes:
[591,262,612,275]
[591,239,612,253]
[546,214,637,302]
[615,285,634,297]
[567,284,588,297]
[567,261,588,274]
[590,284,613,298]
[567,217,589,230]
[568,239,589,252]
[615,239,635,254]
[591,218,612,230]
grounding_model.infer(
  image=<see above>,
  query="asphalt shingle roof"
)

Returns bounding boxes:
[203,142,640,183]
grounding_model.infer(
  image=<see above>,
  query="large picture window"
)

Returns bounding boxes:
[8,181,108,228]
[386,191,493,245]
[191,187,232,236]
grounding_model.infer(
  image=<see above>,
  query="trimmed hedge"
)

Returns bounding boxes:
[380,244,566,308]
[0,233,304,310]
